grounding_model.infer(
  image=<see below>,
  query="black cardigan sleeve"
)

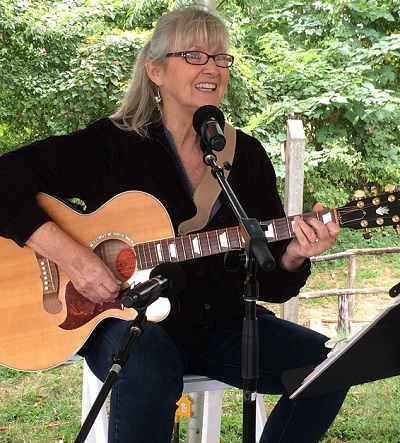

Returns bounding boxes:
[0,119,115,246]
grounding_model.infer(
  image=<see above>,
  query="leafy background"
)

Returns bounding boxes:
[1,3,400,441]
[1,0,399,210]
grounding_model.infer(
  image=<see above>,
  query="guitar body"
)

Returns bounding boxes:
[0,191,174,371]
[1,188,398,371]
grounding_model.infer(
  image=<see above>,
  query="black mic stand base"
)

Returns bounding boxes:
[241,263,260,443]
[243,377,257,442]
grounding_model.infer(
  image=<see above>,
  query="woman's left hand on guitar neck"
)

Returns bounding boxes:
[280,203,340,272]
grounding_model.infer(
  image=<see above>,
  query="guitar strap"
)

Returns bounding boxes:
[178,123,236,235]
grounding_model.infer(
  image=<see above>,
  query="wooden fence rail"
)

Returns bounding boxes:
[299,246,400,333]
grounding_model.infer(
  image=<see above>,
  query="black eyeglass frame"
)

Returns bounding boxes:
[165,51,234,68]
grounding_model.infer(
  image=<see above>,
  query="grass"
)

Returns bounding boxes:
[2,364,400,442]
[1,231,400,442]
[321,378,400,442]
[0,364,82,443]
[217,380,400,443]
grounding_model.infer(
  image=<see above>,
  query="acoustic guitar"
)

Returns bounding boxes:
[0,190,398,371]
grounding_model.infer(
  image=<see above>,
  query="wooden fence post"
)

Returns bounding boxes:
[280,118,306,323]
[338,253,356,333]
[347,254,356,318]
[299,247,400,333]
[337,294,349,333]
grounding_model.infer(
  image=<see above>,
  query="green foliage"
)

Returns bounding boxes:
[332,224,400,252]
[43,30,148,134]
[0,0,132,148]
[234,0,400,208]
[0,0,399,204]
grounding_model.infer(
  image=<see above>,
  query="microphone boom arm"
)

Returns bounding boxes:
[203,152,275,272]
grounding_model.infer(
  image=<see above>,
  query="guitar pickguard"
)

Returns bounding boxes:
[59,281,126,330]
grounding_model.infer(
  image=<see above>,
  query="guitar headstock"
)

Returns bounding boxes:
[337,185,400,238]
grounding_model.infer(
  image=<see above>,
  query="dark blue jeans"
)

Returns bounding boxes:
[84,314,348,443]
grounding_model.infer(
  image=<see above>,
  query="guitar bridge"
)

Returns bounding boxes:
[35,253,62,314]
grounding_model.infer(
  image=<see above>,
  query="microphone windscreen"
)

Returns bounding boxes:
[192,105,225,136]
[149,262,186,296]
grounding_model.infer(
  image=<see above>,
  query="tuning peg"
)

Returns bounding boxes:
[363,229,373,240]
[371,186,378,196]
[380,226,387,237]
[385,184,396,193]
[353,190,366,200]
[395,225,400,235]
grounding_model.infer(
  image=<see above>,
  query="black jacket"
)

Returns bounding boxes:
[0,118,310,344]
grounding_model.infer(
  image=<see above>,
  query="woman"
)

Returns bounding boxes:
[0,7,348,443]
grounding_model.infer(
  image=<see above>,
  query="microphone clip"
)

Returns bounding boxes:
[121,263,186,309]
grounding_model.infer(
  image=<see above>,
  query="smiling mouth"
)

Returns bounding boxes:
[195,83,217,91]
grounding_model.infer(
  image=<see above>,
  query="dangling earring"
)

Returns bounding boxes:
[155,86,162,110]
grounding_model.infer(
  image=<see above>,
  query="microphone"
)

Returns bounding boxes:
[122,263,186,309]
[193,105,226,151]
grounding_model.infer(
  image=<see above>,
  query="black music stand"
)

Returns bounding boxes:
[282,295,400,399]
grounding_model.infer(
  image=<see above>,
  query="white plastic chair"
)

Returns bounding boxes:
[81,359,267,443]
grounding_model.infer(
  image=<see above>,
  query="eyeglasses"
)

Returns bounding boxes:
[165,51,234,68]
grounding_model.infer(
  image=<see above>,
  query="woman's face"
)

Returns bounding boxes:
[147,42,230,121]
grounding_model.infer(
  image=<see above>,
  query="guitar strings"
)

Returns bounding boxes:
[64,204,393,274]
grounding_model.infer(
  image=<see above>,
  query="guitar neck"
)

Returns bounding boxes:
[134,209,337,270]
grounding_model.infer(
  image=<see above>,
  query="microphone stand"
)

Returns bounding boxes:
[74,309,147,443]
[202,149,275,443]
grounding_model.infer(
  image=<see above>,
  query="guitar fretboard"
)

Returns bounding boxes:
[134,209,336,270]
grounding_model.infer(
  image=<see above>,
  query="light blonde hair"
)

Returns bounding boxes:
[110,6,230,138]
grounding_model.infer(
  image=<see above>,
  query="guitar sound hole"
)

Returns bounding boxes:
[92,238,137,288]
